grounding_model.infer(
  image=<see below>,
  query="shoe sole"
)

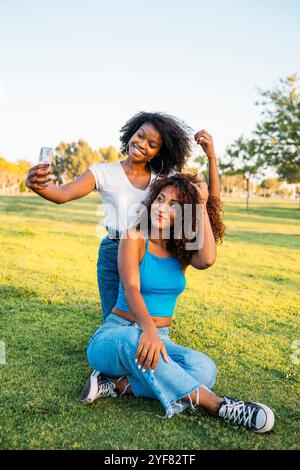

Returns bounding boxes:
[253,403,275,433]
[80,371,101,403]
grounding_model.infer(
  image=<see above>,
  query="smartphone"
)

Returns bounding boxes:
[38,147,53,167]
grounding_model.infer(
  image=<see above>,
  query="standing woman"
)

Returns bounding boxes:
[25,111,219,321]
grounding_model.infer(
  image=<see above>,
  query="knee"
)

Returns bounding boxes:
[86,342,101,371]
[189,352,217,389]
[202,355,217,388]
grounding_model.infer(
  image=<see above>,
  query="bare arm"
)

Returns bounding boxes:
[188,182,217,270]
[207,154,220,199]
[194,129,220,198]
[190,202,217,269]
[118,230,156,331]
[25,164,96,204]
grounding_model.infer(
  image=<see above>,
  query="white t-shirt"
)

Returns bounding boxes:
[88,160,176,234]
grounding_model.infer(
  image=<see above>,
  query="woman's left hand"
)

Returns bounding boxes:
[194,129,216,160]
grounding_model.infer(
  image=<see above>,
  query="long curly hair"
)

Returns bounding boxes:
[119,111,193,175]
[136,172,227,263]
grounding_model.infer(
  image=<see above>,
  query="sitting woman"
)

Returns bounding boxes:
[81,173,275,433]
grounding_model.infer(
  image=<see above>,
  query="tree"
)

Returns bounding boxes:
[53,140,103,184]
[52,140,122,184]
[0,157,31,194]
[259,178,281,197]
[99,146,122,163]
[220,173,247,196]
[254,74,300,184]
[194,154,209,180]
[221,137,266,210]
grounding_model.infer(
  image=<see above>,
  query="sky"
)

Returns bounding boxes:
[0,0,299,166]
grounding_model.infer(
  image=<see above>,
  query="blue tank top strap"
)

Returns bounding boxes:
[145,236,149,252]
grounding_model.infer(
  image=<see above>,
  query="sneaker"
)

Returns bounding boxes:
[80,371,118,403]
[218,396,275,433]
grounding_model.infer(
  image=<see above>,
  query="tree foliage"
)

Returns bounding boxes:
[53,140,122,184]
[0,157,31,193]
[254,74,300,183]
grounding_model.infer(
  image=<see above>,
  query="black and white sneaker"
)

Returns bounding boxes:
[80,371,118,403]
[218,396,275,433]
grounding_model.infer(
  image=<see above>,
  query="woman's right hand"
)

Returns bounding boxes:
[135,327,170,373]
[25,164,53,191]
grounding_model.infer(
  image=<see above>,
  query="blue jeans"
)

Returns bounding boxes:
[97,235,120,322]
[86,313,217,419]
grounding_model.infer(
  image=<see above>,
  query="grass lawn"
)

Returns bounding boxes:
[0,193,299,450]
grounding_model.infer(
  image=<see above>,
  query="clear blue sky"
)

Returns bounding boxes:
[0,0,299,164]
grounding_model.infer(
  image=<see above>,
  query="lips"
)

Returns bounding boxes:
[133,145,145,156]
[155,212,166,222]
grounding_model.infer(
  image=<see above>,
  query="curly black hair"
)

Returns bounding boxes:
[136,172,227,263]
[119,111,194,175]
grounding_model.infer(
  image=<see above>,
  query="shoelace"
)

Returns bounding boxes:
[118,377,130,396]
[96,380,118,398]
[219,398,256,428]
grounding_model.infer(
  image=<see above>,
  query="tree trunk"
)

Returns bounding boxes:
[246,178,249,210]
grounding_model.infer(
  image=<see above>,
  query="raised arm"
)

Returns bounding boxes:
[189,182,217,270]
[194,129,220,199]
[207,156,220,199]
[118,229,169,372]
[25,164,96,204]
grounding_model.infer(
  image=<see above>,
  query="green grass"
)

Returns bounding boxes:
[0,193,299,450]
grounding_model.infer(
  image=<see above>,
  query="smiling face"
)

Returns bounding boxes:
[151,185,181,230]
[128,122,163,163]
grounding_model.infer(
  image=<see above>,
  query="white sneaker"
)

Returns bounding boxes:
[80,371,118,403]
[218,396,275,433]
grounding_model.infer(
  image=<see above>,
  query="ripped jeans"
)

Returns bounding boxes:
[86,313,218,419]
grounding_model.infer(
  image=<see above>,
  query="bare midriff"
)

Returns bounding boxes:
[111,306,173,328]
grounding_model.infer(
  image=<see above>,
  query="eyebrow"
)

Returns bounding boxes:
[158,192,180,204]
[140,127,160,145]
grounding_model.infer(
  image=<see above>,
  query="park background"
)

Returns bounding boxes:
[0,0,299,450]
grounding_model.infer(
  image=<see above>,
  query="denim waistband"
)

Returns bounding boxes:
[105,313,170,336]
[106,226,121,241]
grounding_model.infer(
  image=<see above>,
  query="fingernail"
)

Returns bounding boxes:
[142,369,146,373]
[151,369,154,374]
[138,364,141,369]
[135,359,138,363]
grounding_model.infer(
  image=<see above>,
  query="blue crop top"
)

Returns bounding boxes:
[114,233,186,317]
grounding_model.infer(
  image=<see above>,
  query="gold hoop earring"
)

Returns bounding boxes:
[150,159,163,176]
